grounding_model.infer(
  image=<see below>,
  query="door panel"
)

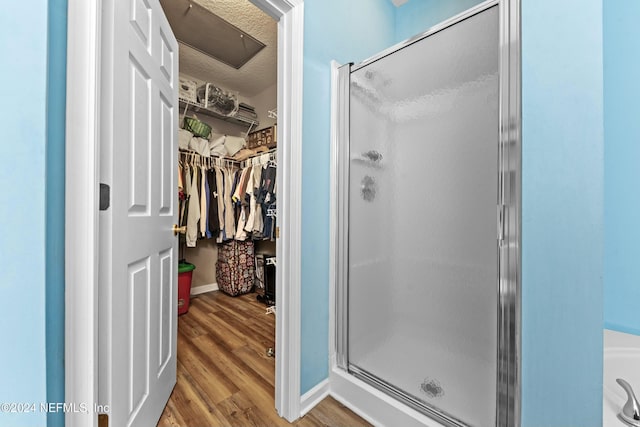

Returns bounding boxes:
[100,0,178,425]
[159,95,173,215]
[159,29,174,82]
[158,249,173,373]
[131,0,152,48]
[129,59,151,215]
[128,257,150,415]
[347,6,499,426]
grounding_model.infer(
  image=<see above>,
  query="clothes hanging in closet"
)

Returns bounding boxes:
[199,165,207,238]
[258,164,277,241]
[251,164,264,237]
[222,166,237,241]
[214,166,225,239]
[186,165,200,247]
[206,169,219,238]
[178,151,277,247]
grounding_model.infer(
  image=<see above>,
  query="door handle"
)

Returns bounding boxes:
[173,224,186,236]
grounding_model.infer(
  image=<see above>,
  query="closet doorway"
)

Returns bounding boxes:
[161,0,283,424]
[64,0,304,426]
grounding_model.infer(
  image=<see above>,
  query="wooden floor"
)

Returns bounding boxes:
[157,291,370,427]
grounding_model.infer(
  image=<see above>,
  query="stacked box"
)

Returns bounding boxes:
[247,125,277,150]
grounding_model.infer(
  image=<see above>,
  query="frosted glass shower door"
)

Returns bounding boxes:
[346,6,499,426]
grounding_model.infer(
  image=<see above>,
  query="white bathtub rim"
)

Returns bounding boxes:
[604,328,640,348]
[603,328,640,427]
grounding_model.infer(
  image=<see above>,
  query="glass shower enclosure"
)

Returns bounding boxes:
[335,2,520,426]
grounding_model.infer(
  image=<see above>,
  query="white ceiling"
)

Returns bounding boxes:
[175,0,277,98]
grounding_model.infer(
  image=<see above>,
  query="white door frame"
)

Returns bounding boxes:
[64,0,304,425]
[250,0,304,420]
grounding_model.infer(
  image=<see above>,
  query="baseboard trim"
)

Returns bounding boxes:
[300,379,329,417]
[190,283,218,296]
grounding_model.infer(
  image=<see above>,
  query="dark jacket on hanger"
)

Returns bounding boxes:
[207,169,220,235]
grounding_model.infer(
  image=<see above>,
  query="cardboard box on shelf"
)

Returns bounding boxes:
[247,125,277,150]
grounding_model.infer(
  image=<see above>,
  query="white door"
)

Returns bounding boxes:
[99,0,179,425]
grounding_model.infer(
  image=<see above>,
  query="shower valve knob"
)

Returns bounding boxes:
[362,150,383,162]
[361,176,376,202]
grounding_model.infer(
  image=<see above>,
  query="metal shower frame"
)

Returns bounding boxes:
[334,1,521,425]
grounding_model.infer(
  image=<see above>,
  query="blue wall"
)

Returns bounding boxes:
[521,0,603,426]
[46,0,67,426]
[394,0,485,42]
[300,0,396,394]
[0,2,50,426]
[604,0,640,337]
[0,1,612,425]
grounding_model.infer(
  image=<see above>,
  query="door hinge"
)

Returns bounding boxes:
[275,226,280,239]
[100,183,110,211]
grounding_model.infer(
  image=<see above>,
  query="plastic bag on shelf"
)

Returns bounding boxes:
[197,83,239,117]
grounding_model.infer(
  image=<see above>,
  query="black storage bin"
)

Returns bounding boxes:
[264,256,276,305]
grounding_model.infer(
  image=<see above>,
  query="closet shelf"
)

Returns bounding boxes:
[179,97,259,131]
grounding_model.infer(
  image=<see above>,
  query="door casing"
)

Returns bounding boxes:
[64,0,305,425]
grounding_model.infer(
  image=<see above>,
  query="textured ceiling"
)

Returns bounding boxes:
[171,0,277,98]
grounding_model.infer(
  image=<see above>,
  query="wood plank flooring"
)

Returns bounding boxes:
[157,291,371,427]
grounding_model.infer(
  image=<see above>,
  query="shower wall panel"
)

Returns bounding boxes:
[346,6,499,426]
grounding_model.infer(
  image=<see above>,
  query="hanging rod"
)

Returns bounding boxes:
[179,148,277,169]
[240,148,277,169]
[179,150,238,168]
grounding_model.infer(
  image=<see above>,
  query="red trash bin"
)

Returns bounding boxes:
[178,262,195,315]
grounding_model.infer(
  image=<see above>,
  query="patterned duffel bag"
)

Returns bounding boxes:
[216,240,255,296]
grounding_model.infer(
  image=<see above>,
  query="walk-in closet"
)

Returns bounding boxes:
[157,1,281,424]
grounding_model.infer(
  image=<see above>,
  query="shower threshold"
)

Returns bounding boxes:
[348,364,469,427]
